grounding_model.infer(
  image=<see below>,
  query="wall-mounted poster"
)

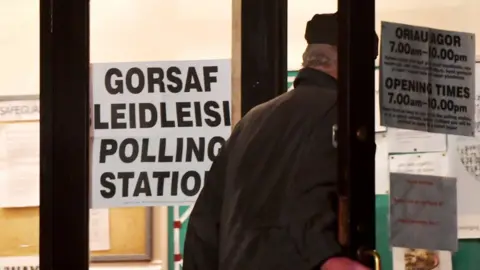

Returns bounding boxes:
[90,59,232,208]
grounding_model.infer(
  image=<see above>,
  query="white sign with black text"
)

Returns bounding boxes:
[380,21,475,136]
[91,59,231,208]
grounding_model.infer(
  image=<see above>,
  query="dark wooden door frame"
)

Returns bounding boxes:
[337,0,376,266]
[38,0,376,268]
[239,0,377,265]
[40,0,90,269]
[240,0,288,115]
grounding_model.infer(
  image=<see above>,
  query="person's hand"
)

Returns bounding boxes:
[321,257,371,270]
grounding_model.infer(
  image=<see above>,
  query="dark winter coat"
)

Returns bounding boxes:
[183,68,342,270]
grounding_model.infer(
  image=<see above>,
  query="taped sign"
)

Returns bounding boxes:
[91,59,232,208]
[389,173,458,251]
[379,21,476,136]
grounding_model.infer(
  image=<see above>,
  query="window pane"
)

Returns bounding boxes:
[0,1,40,268]
[90,0,231,268]
[289,1,480,269]
[377,1,480,269]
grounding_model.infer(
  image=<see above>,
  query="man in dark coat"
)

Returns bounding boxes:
[183,13,375,270]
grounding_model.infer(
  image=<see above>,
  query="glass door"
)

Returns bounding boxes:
[375,1,480,269]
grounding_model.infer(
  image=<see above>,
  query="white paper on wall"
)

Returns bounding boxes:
[91,59,232,208]
[389,152,449,178]
[0,99,40,208]
[89,209,111,251]
[387,128,447,153]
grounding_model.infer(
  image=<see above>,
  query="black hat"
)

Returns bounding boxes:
[305,12,379,58]
[305,13,338,46]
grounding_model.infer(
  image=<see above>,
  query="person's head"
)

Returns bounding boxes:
[302,43,338,79]
[302,13,379,79]
[303,13,339,79]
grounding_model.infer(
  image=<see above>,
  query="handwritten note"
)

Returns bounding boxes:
[390,173,457,251]
[474,72,480,135]
[90,209,111,251]
[447,135,480,238]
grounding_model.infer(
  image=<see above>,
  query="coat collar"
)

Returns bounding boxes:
[293,67,337,90]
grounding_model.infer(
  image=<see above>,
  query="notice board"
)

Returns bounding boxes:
[0,95,153,262]
[0,207,152,262]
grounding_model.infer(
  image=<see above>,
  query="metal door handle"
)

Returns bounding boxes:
[357,248,381,270]
[332,124,338,148]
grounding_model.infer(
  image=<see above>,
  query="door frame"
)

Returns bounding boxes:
[38,0,377,268]
[337,0,377,265]
[39,0,90,269]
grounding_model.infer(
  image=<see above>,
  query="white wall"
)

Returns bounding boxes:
[0,1,39,96]
[3,0,480,96]
[90,0,232,63]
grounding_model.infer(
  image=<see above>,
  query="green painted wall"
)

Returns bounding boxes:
[166,70,480,270]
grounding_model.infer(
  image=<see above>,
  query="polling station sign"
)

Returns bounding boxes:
[91,60,231,208]
[380,21,476,136]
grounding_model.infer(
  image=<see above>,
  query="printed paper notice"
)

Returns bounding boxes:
[90,209,110,251]
[390,173,457,251]
[380,21,475,136]
[392,247,452,270]
[387,152,449,194]
[0,99,40,208]
[389,152,449,177]
[387,128,446,153]
[91,60,232,208]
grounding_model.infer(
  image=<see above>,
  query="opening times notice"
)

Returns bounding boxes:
[380,21,476,136]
